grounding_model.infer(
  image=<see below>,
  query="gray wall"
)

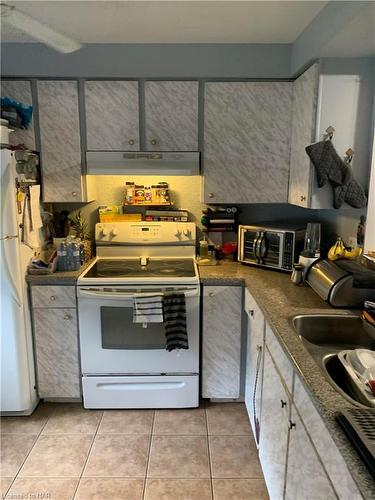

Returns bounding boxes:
[1,43,292,79]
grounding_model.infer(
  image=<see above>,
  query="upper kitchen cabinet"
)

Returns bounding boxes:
[289,63,373,209]
[85,81,139,150]
[37,80,84,202]
[1,80,35,149]
[203,82,292,204]
[144,81,199,151]
[288,63,319,208]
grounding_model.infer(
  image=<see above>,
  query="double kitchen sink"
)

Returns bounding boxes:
[290,313,375,408]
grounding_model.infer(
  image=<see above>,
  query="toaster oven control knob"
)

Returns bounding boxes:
[175,230,182,240]
[100,227,108,237]
[183,229,192,239]
[111,227,118,237]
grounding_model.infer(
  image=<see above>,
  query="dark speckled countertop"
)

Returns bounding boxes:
[199,261,375,499]
[25,259,95,285]
[25,259,374,497]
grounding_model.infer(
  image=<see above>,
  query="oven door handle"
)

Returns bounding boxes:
[78,289,200,300]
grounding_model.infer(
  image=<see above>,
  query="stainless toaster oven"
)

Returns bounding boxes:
[238,223,306,272]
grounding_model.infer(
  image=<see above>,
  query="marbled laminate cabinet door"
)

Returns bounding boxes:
[204,82,293,204]
[244,289,265,444]
[85,81,139,150]
[0,80,35,149]
[37,81,83,202]
[288,63,319,207]
[145,81,199,151]
[285,404,337,500]
[33,307,81,399]
[259,348,289,500]
[202,286,242,399]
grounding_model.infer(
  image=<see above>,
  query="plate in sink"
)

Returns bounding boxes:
[338,350,375,407]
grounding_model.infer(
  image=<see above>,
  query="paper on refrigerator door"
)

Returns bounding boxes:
[29,185,43,230]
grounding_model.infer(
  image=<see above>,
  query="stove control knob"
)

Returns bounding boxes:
[183,229,192,239]
[101,227,108,237]
[111,227,118,237]
[175,230,182,240]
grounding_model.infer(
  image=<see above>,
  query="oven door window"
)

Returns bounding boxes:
[101,306,166,350]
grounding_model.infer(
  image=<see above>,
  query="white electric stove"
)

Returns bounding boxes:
[77,221,200,409]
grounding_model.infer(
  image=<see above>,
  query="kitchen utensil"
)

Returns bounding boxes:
[302,222,321,258]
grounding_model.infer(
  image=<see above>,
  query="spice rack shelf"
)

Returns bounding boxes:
[123,202,174,207]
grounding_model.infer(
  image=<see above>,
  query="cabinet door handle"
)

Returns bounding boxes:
[289,419,296,430]
[208,292,214,297]
[256,344,262,352]
[64,314,72,320]
[71,191,77,197]
[150,138,157,146]
[300,195,306,202]
[281,400,287,408]
[128,139,135,146]
[248,309,254,317]
[208,193,214,199]
[50,295,56,301]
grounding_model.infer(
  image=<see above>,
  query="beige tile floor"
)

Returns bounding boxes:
[0,402,269,500]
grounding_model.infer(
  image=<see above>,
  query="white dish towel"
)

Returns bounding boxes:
[133,293,164,325]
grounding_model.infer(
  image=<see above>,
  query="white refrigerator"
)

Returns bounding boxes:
[1,148,39,415]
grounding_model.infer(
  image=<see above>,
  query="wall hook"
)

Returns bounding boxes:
[345,148,354,163]
[325,126,335,141]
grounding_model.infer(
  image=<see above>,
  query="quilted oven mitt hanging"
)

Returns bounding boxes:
[305,140,367,209]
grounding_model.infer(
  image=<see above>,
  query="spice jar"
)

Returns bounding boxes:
[125,182,135,204]
[134,185,145,203]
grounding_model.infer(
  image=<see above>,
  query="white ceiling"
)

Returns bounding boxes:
[1,1,327,44]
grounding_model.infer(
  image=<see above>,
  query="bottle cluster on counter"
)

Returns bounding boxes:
[56,236,85,271]
[124,181,171,205]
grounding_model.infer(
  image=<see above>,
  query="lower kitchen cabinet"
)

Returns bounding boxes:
[202,285,242,399]
[30,284,81,399]
[244,288,265,444]
[33,307,80,399]
[285,404,336,500]
[259,347,290,500]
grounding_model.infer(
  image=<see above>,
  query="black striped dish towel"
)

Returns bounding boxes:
[163,293,188,351]
[133,294,164,324]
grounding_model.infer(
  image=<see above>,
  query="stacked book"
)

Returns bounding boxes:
[145,209,189,222]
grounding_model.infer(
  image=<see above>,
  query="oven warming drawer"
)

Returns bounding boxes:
[82,374,199,409]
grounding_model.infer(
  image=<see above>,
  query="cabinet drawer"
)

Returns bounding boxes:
[31,285,76,308]
[293,376,361,499]
[265,323,293,393]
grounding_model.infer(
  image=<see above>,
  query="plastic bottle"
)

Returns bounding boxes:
[57,241,67,271]
[72,241,81,270]
[199,231,209,259]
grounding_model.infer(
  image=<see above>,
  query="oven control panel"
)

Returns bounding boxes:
[95,222,196,245]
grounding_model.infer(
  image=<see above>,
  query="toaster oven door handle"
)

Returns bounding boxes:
[258,232,266,263]
[253,232,261,263]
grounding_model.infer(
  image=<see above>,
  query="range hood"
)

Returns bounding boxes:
[86,151,200,176]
